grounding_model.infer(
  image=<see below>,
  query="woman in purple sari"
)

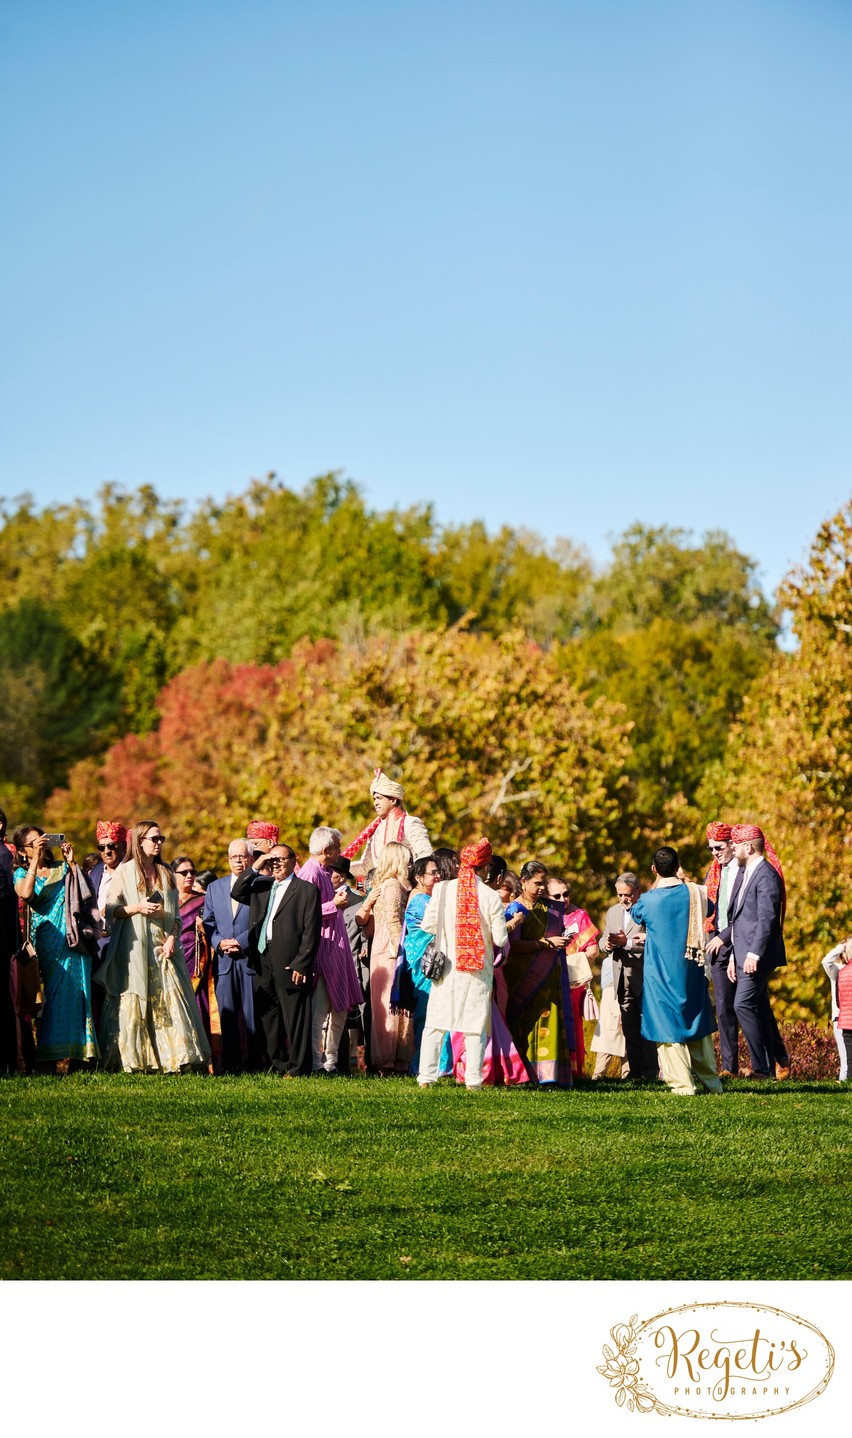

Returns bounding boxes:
[299,827,364,1075]
[503,860,576,1086]
[173,856,218,1060]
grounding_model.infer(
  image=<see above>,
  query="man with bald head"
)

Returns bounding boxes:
[202,838,258,1071]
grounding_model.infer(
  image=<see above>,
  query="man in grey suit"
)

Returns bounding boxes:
[600,872,659,1081]
[707,823,787,1079]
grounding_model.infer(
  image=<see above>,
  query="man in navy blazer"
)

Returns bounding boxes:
[202,838,259,1071]
[89,821,128,954]
[707,823,786,1079]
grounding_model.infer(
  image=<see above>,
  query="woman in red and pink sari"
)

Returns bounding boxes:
[548,876,600,1080]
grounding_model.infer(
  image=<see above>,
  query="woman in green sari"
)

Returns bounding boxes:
[97,820,212,1073]
[503,860,576,1087]
[13,828,99,1069]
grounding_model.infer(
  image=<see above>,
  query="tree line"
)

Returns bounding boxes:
[4,473,848,1020]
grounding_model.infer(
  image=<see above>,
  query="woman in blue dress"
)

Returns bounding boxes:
[13,827,99,1069]
[391,854,442,1073]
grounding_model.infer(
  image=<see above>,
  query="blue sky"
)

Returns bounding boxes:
[3,0,851,596]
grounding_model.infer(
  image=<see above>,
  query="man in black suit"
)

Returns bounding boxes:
[231,842,320,1076]
[707,823,786,1079]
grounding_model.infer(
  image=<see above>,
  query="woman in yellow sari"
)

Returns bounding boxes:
[503,861,576,1087]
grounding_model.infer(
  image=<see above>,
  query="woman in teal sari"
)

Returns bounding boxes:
[503,860,576,1087]
[390,854,441,1073]
[13,827,99,1069]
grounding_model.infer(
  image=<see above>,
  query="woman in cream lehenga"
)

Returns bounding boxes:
[96,821,212,1073]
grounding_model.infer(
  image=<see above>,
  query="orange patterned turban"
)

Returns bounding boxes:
[246,821,279,844]
[96,821,126,845]
[731,824,786,922]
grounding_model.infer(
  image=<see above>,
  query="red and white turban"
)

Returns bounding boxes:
[703,824,729,928]
[246,820,279,844]
[455,838,493,974]
[96,820,127,845]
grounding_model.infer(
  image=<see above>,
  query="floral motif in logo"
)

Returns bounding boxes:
[597,1315,671,1416]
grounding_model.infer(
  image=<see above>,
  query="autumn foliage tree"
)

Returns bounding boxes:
[48,627,635,920]
[699,500,852,1020]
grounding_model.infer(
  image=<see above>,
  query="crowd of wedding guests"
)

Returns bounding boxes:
[1,771,850,1092]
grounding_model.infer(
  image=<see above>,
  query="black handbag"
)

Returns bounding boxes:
[420,883,449,983]
[420,938,448,983]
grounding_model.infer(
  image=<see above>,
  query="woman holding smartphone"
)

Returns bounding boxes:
[13,826,99,1071]
[502,859,577,1087]
[96,820,212,1073]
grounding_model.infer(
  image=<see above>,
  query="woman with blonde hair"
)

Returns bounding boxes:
[96,820,212,1073]
[356,840,413,1074]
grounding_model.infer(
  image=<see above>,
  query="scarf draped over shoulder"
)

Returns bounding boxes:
[98,862,179,1001]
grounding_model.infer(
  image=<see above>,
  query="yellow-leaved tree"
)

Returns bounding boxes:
[48,626,635,923]
[699,500,852,1020]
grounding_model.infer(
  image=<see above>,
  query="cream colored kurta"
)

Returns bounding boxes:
[590,985,627,1057]
[420,878,508,1035]
[353,811,432,878]
[97,862,211,1073]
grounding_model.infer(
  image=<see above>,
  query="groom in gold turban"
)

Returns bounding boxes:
[345,768,432,881]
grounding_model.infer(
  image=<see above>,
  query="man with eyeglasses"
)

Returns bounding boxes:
[89,821,128,952]
[704,820,791,1079]
[202,840,260,1072]
[599,872,659,1082]
[231,842,321,1077]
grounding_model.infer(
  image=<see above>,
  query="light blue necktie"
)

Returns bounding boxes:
[717,864,731,930]
[257,881,285,954]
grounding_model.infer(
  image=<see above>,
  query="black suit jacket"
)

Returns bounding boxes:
[0,843,19,961]
[718,860,786,971]
[230,867,320,978]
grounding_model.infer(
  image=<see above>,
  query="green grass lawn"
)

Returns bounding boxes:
[0,1073,848,1281]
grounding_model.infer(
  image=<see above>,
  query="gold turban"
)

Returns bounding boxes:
[369,768,405,802]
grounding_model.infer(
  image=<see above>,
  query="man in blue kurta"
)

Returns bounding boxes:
[629,846,722,1096]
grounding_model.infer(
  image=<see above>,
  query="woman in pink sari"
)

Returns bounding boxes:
[547,875,600,1080]
[357,842,413,1075]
